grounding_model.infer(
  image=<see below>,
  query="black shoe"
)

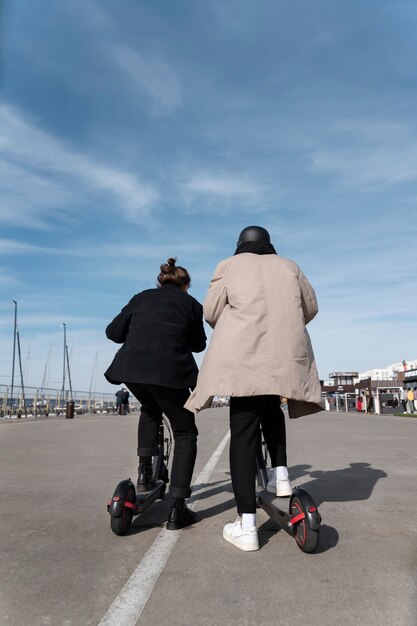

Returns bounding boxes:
[136,461,155,493]
[166,501,197,530]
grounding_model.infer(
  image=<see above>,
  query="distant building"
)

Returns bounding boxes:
[321,360,417,397]
[358,359,417,382]
[399,368,417,389]
[358,368,396,381]
[321,372,358,394]
[329,372,358,386]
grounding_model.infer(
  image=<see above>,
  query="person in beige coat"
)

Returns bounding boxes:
[186,225,323,551]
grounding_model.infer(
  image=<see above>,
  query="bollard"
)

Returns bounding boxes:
[66,401,75,419]
[119,404,126,415]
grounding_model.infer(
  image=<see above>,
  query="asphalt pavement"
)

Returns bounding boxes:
[0,408,416,626]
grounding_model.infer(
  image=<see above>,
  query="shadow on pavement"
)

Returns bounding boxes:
[197,498,236,520]
[314,525,339,553]
[192,479,236,519]
[290,462,387,506]
[190,480,232,503]
[128,500,171,534]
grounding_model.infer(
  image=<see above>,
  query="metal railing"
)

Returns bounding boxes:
[0,384,140,418]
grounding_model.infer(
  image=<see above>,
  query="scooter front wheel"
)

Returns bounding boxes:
[110,484,136,536]
[290,495,319,553]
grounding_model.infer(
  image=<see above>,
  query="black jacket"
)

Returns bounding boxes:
[105,284,206,389]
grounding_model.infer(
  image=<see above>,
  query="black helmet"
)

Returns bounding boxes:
[237,225,271,247]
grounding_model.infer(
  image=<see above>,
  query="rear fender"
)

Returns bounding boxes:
[108,479,136,518]
[291,487,321,531]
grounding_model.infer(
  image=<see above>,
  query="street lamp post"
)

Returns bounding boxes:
[10,300,17,410]
[61,323,66,405]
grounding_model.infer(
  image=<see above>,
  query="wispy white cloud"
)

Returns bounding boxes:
[0,104,158,227]
[182,172,267,197]
[0,268,21,287]
[311,281,416,375]
[0,239,51,255]
[0,237,211,260]
[0,313,100,330]
[68,240,212,260]
[179,172,271,214]
[311,120,417,190]
[112,45,182,115]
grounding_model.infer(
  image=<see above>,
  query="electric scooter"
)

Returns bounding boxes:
[107,419,321,549]
[107,417,173,536]
[256,435,321,553]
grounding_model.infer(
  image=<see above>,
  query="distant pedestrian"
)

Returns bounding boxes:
[115,387,129,414]
[115,388,125,413]
[414,387,417,412]
[400,387,407,412]
[406,388,414,413]
[121,387,130,413]
[365,389,373,414]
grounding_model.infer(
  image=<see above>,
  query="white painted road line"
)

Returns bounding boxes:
[98,429,231,626]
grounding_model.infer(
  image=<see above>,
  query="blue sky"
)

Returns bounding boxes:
[1,0,416,394]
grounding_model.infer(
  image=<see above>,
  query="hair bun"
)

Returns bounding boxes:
[160,257,177,275]
[157,257,190,287]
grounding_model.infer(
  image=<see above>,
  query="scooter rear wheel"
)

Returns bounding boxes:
[110,485,136,536]
[290,496,319,553]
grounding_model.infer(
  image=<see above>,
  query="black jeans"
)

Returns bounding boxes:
[126,383,198,500]
[229,395,287,514]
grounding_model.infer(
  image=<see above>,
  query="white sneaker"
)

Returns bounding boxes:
[223,517,259,551]
[267,477,292,497]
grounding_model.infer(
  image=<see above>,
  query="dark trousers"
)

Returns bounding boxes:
[229,395,287,514]
[126,383,198,500]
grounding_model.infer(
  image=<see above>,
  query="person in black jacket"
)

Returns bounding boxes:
[115,387,130,414]
[105,258,206,530]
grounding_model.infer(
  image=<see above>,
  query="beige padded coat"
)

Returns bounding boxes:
[185,253,324,418]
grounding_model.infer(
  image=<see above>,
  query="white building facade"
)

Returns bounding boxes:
[357,359,417,382]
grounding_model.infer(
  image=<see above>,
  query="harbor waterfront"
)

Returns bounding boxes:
[0,407,415,625]
[0,383,139,418]
[0,382,408,420]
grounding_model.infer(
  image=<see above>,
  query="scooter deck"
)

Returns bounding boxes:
[257,489,294,536]
[134,479,166,515]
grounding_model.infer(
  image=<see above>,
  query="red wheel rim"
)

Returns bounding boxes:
[292,500,306,546]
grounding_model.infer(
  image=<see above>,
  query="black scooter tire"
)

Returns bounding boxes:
[110,485,136,536]
[290,496,319,553]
